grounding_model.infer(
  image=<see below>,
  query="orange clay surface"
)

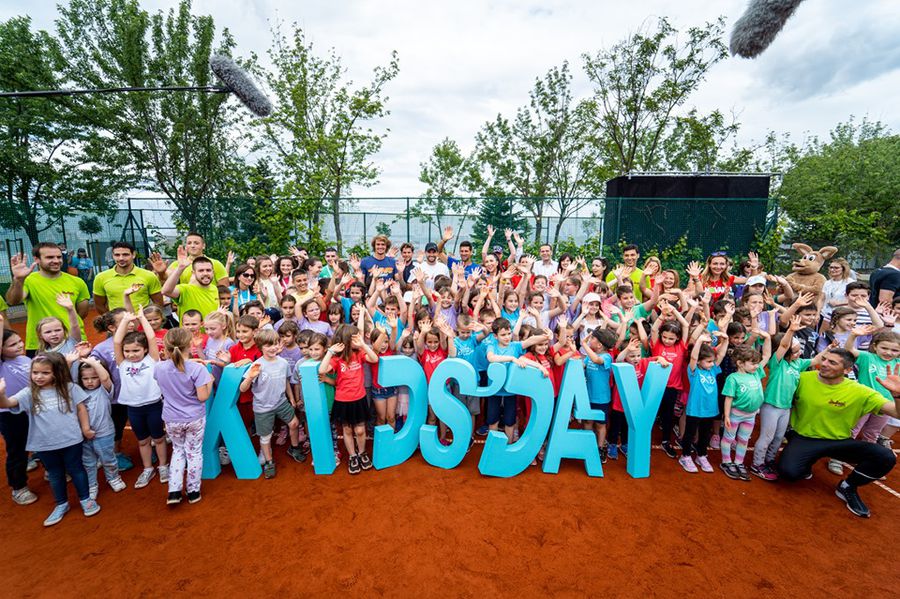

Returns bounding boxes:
[1,312,898,596]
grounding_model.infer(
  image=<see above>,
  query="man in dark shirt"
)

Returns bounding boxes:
[868,248,900,308]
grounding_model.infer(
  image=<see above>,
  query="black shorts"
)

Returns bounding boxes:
[127,401,165,440]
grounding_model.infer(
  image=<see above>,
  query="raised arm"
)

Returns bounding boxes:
[113,312,138,364]
[481,225,495,264]
[776,316,802,360]
[436,226,454,263]
[162,246,192,299]
[5,253,35,306]
[55,293,82,342]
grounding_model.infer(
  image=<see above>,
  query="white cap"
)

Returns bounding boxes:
[746,274,767,287]
[583,292,602,304]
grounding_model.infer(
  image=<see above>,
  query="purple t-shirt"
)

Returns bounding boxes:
[203,336,235,384]
[0,356,31,413]
[90,337,121,403]
[299,317,332,337]
[279,346,304,378]
[154,360,212,423]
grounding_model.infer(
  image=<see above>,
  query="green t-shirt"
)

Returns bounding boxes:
[855,351,899,400]
[0,294,8,312]
[722,366,766,413]
[174,283,219,319]
[791,371,887,440]
[607,268,644,301]
[763,355,812,409]
[169,257,228,285]
[93,266,162,311]
[611,303,649,327]
[20,272,90,350]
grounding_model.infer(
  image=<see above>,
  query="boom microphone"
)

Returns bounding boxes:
[209,55,272,117]
[730,0,805,58]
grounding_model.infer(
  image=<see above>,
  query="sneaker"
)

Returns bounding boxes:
[275,426,289,446]
[287,445,307,463]
[166,491,182,505]
[263,460,276,479]
[80,498,101,517]
[116,453,134,471]
[301,439,311,455]
[218,446,231,465]
[26,457,39,472]
[709,434,721,450]
[475,424,489,437]
[348,454,361,475]
[875,435,893,450]
[619,443,628,456]
[11,487,38,505]
[660,442,677,459]
[827,459,843,476]
[157,465,169,484]
[89,485,99,500]
[694,455,714,473]
[359,451,373,470]
[187,491,201,504]
[734,464,751,481]
[750,463,777,481]
[257,449,266,466]
[43,503,70,527]
[835,482,870,518]
[134,468,156,489]
[608,444,619,460]
[678,455,698,473]
[109,477,126,492]
[719,462,741,480]
[600,446,608,464]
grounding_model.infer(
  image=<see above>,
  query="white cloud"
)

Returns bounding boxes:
[4,0,898,197]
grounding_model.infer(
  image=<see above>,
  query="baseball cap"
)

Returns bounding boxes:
[425,242,438,252]
[746,274,767,287]
[492,245,504,254]
[583,292,602,304]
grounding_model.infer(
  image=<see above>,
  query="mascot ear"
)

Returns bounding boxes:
[792,243,813,255]
[819,247,838,260]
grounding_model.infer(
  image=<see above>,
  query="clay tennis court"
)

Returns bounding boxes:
[2,317,898,596]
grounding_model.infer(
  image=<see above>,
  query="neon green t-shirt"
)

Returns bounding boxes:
[0,295,8,312]
[174,283,219,319]
[855,351,899,400]
[92,266,162,311]
[20,272,90,350]
[763,355,812,409]
[606,268,644,301]
[790,371,887,440]
[722,366,766,413]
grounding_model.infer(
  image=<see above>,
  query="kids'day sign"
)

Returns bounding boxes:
[200,357,671,480]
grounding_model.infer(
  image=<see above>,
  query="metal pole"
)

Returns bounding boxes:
[406,198,410,243]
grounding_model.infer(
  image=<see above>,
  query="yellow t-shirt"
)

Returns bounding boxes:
[92,266,162,311]
[791,371,887,440]
[20,273,90,350]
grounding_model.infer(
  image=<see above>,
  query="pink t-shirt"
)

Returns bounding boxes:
[651,340,687,390]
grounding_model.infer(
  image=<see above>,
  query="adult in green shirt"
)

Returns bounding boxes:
[778,348,900,518]
[151,232,229,287]
[606,244,644,301]
[162,249,219,320]
[5,243,90,352]
[93,241,163,314]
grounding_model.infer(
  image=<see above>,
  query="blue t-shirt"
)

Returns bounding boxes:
[686,364,721,418]
[447,256,481,277]
[489,341,524,396]
[360,256,397,281]
[454,335,478,368]
[372,311,404,344]
[584,353,612,405]
[501,308,520,326]
[474,333,495,372]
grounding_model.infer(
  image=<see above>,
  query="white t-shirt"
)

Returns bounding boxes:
[821,278,851,319]
[532,260,558,278]
[117,355,162,407]
[408,260,450,289]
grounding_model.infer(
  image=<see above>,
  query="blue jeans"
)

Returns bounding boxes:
[38,443,89,504]
[486,395,517,427]
[82,434,119,489]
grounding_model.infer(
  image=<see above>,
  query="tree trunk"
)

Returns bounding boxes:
[552,214,566,247]
[331,189,342,253]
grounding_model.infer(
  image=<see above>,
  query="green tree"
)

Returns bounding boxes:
[54,0,247,237]
[778,117,898,259]
[259,23,399,252]
[471,196,529,250]
[78,215,103,243]
[0,16,123,245]
[582,17,728,174]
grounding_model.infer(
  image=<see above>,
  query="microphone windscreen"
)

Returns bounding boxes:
[730,0,805,58]
[209,54,273,117]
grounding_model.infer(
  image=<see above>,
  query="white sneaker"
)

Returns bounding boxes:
[134,468,156,489]
[109,477,126,492]
[11,487,38,505]
[258,449,266,465]
[158,465,169,484]
[89,485,98,500]
[218,446,231,465]
[827,459,843,476]
[43,503,70,527]
[26,457,39,472]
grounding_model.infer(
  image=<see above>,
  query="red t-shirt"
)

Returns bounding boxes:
[370,348,393,389]
[611,358,650,412]
[553,347,576,396]
[230,342,263,404]
[330,350,367,402]
[651,340,687,390]
[153,329,167,354]
[525,350,556,396]
[704,275,735,304]
[420,347,447,383]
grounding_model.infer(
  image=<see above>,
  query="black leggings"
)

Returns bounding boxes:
[778,431,896,486]
[681,415,714,457]
[658,387,679,444]
[608,410,629,446]
[112,403,129,444]
[0,412,29,490]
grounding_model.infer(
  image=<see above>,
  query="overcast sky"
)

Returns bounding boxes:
[4,0,899,199]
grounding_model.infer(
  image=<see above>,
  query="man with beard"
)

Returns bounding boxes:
[409,243,450,290]
[161,246,220,321]
[154,232,229,287]
[437,226,480,276]
[93,242,163,314]
[5,243,90,353]
[778,348,899,518]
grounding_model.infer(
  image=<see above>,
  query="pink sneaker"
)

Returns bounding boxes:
[678,455,698,473]
[694,455,714,473]
[709,434,721,450]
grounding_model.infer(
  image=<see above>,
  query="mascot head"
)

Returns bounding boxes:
[790,243,837,275]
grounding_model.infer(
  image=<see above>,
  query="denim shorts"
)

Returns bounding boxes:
[371,385,397,401]
[127,401,165,440]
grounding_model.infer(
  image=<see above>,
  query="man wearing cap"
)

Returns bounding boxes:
[532,244,558,278]
[409,242,450,289]
[437,226,480,276]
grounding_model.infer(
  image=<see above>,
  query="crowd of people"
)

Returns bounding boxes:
[1,226,899,527]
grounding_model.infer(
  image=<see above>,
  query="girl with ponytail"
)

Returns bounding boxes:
[153,328,213,506]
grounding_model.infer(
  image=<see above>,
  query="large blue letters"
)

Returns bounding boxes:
[542,360,603,477]
[202,364,261,479]
[611,361,669,478]
[371,356,428,470]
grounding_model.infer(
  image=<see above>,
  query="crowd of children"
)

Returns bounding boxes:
[1,232,899,526]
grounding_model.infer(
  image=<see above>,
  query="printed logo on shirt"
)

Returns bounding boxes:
[827,399,846,408]
[124,362,149,378]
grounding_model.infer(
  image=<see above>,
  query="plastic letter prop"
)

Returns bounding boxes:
[371,356,428,470]
[478,364,554,478]
[298,361,337,475]
[611,361,670,478]
[202,364,261,479]
[542,360,603,477]
[419,359,474,469]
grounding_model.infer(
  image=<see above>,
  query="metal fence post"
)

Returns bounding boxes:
[406,197,410,243]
